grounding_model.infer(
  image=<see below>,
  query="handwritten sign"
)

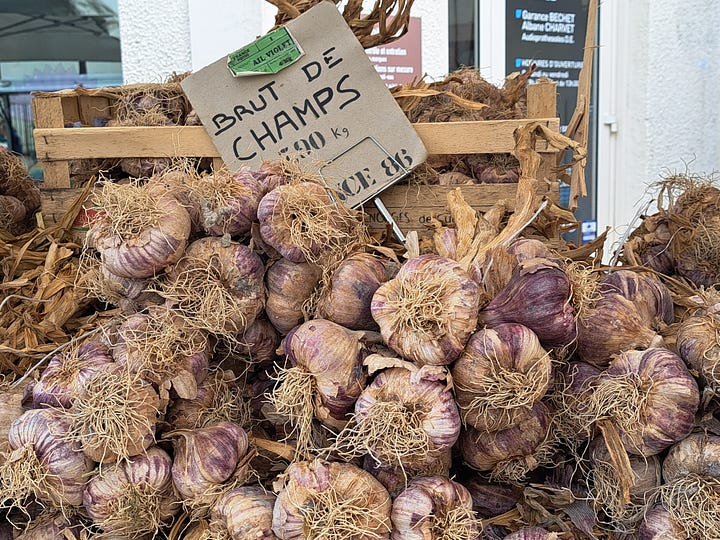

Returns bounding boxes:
[181,2,427,208]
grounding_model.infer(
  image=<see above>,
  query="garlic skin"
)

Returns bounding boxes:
[316,253,394,331]
[637,504,686,540]
[272,460,392,540]
[32,341,113,409]
[350,363,460,470]
[211,485,278,539]
[605,348,699,457]
[390,475,478,540]
[83,445,179,537]
[463,477,522,518]
[459,401,550,476]
[661,432,720,483]
[14,511,83,540]
[372,254,479,366]
[503,527,560,540]
[478,258,576,349]
[265,258,321,335]
[195,169,263,237]
[577,293,664,368]
[676,313,720,391]
[601,270,674,326]
[171,421,249,500]
[6,408,94,508]
[364,450,452,498]
[452,323,552,431]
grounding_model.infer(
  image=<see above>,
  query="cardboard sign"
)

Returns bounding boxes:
[181,2,427,208]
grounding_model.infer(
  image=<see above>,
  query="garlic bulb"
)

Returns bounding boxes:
[272,459,392,540]
[372,254,479,366]
[224,318,280,375]
[459,401,551,481]
[2,408,94,509]
[577,293,664,368]
[271,319,368,457]
[14,511,83,540]
[597,348,699,457]
[88,181,191,279]
[637,504,686,540]
[662,432,720,483]
[676,313,720,391]
[265,258,321,335]
[171,421,250,501]
[32,340,113,409]
[258,181,367,265]
[478,257,576,349]
[316,252,395,330]
[364,450,452,498]
[339,360,460,470]
[601,270,674,327]
[69,363,159,463]
[463,477,522,518]
[452,323,552,431]
[504,527,560,540]
[83,445,179,537]
[162,236,266,338]
[391,476,478,540]
[210,485,278,539]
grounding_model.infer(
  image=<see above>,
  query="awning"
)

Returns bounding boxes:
[0,0,120,62]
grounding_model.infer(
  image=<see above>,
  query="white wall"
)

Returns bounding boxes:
[597,0,720,257]
[118,1,448,82]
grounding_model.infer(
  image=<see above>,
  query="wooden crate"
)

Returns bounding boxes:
[33,81,561,233]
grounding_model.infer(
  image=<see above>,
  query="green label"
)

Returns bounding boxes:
[227,27,303,76]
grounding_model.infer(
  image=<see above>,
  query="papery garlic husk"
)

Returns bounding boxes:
[209,485,278,539]
[576,293,664,368]
[68,363,159,463]
[676,313,720,391]
[364,450,452,498]
[114,305,211,399]
[391,475,478,540]
[459,401,551,482]
[83,445,179,537]
[32,340,113,409]
[265,258,321,335]
[506,238,555,262]
[1,408,94,510]
[478,257,576,349]
[316,252,395,331]
[272,459,392,540]
[164,369,249,432]
[87,181,191,279]
[337,359,460,471]
[662,432,720,483]
[452,323,552,431]
[637,504,686,540]
[462,476,522,518]
[220,318,280,376]
[170,421,250,504]
[162,236,266,339]
[270,319,368,458]
[14,511,84,540]
[601,269,674,327]
[587,348,699,457]
[504,527,560,540]
[589,436,661,523]
[258,181,368,265]
[372,254,479,366]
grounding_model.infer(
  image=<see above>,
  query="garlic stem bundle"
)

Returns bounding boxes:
[316,252,396,331]
[1,408,94,511]
[67,363,159,463]
[372,255,479,366]
[452,323,552,431]
[390,475,478,540]
[161,236,265,339]
[270,319,368,458]
[272,459,392,540]
[31,340,113,409]
[337,358,460,471]
[83,445,179,537]
[265,258,321,335]
[87,180,191,279]
[478,257,576,349]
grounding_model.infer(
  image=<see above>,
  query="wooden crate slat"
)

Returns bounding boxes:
[32,96,72,189]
